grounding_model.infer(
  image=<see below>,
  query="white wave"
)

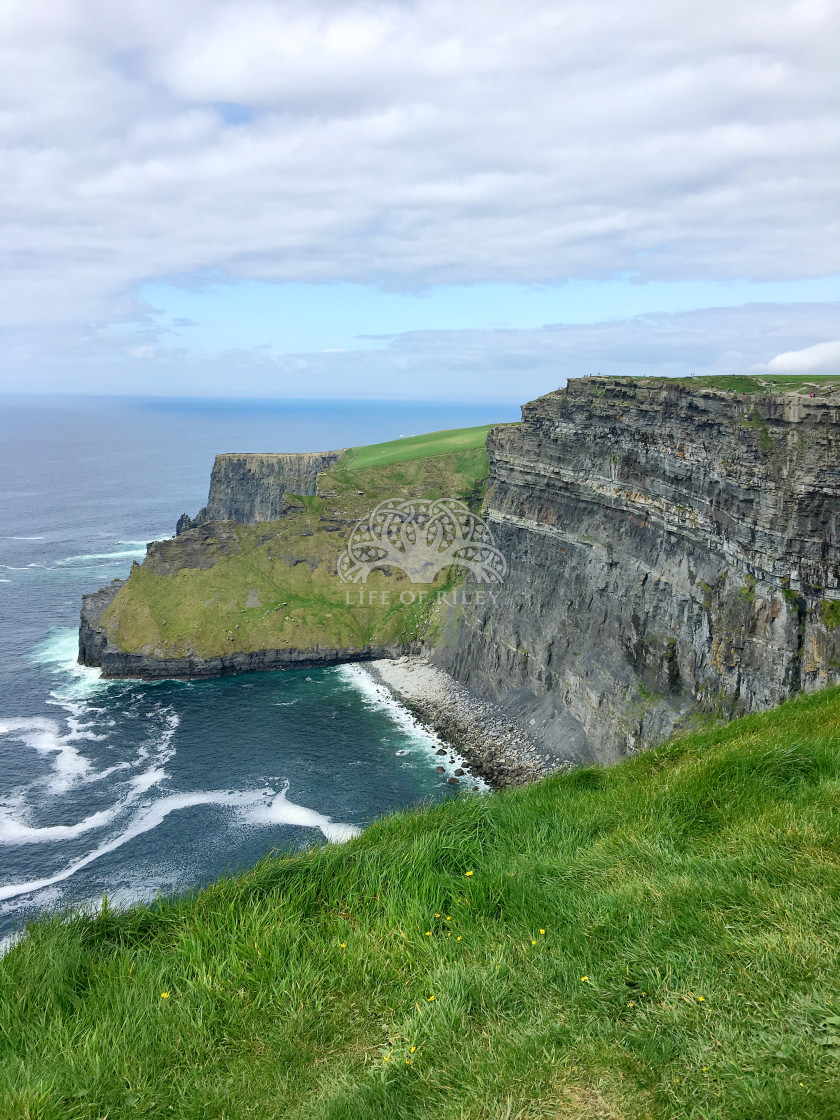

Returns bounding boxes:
[57,547,147,566]
[9,536,45,540]
[336,664,485,788]
[0,786,358,902]
[30,627,110,700]
[243,787,360,843]
[0,579,10,583]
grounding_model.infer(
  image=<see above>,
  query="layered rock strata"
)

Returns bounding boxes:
[434,378,840,763]
[177,450,343,532]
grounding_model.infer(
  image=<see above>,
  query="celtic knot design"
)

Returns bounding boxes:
[338,498,507,584]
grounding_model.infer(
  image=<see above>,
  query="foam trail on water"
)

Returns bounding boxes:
[0,787,358,902]
[244,787,360,843]
[0,717,93,793]
[0,804,124,844]
[0,791,260,902]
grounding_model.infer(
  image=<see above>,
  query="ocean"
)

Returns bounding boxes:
[0,395,518,943]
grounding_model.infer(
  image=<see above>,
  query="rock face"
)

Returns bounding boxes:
[433,378,840,763]
[176,450,343,532]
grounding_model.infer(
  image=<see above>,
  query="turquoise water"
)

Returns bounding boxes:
[0,396,513,941]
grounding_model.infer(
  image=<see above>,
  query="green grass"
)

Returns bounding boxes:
[632,374,840,395]
[820,600,840,632]
[337,424,502,471]
[102,445,495,660]
[4,686,840,1118]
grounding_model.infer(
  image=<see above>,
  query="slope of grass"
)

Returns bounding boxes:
[4,686,840,1118]
[337,424,502,471]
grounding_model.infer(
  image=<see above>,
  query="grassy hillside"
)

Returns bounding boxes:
[336,424,499,471]
[3,686,840,1118]
[100,430,500,660]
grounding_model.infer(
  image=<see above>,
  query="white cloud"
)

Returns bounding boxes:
[758,339,840,375]
[0,0,837,357]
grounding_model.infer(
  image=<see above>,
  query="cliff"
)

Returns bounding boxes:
[176,450,343,532]
[79,434,493,680]
[434,377,840,762]
[79,382,840,766]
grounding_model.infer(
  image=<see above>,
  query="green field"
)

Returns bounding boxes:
[337,424,501,471]
[634,374,840,395]
[3,686,840,1118]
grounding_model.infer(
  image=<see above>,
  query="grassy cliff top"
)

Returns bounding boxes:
[337,423,502,471]
[600,373,840,395]
[3,684,840,1117]
[100,431,498,660]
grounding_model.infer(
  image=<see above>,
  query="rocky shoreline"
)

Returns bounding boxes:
[363,656,554,788]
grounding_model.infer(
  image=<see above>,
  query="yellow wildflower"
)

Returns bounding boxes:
[627,1002,634,1008]
[539,929,545,935]
[697,996,704,1002]
[531,940,536,945]
[428,995,435,1002]
[457,935,462,941]
[340,943,346,948]
[425,931,431,936]
[160,992,170,999]
[410,1046,416,1053]
[435,913,440,918]
[580,976,588,982]
[465,871,473,877]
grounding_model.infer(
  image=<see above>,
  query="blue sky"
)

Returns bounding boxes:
[143,276,840,356]
[1,0,838,399]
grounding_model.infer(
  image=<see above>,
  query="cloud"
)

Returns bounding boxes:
[757,339,840,375]
[0,0,838,352]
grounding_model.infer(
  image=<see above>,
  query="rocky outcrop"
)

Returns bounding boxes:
[176,450,343,532]
[434,378,840,763]
[79,582,416,680]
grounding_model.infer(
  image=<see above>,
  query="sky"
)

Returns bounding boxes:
[1,0,838,402]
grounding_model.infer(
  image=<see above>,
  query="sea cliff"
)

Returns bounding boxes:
[176,450,343,532]
[434,377,840,761]
[79,378,840,767]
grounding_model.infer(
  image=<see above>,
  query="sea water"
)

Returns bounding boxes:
[0,396,516,942]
